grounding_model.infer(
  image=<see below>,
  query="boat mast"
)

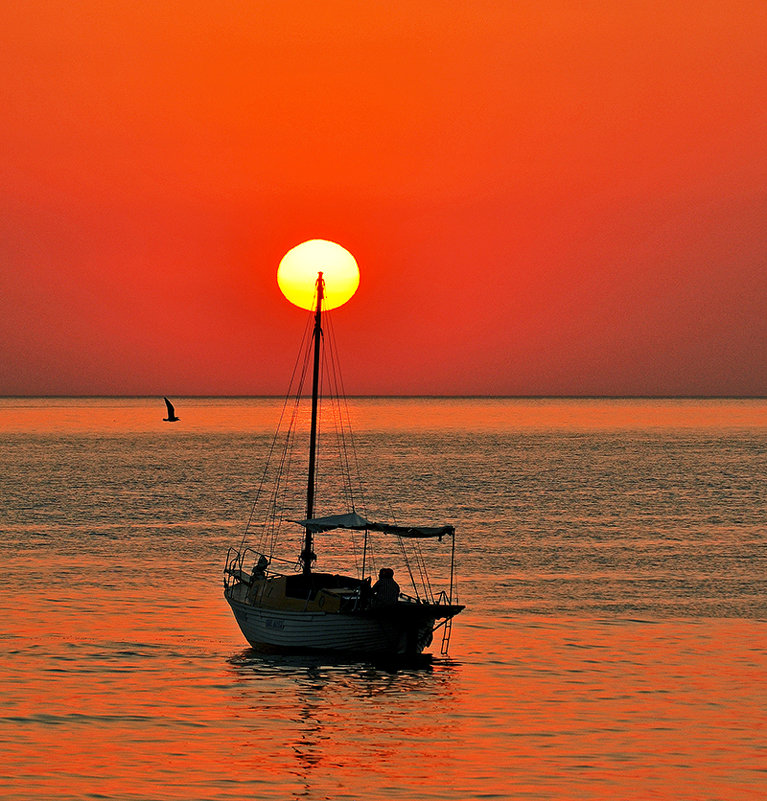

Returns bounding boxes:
[301,271,324,575]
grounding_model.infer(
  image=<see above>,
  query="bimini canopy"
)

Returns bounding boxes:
[295,512,454,540]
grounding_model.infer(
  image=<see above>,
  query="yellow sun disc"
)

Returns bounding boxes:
[277,239,359,311]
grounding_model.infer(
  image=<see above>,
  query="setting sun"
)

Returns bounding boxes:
[277,239,360,311]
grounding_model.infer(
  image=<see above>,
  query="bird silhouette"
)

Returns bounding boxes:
[163,397,180,422]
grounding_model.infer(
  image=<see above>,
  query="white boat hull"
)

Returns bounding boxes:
[226,595,435,656]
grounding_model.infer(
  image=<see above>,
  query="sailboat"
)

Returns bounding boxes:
[223,268,464,657]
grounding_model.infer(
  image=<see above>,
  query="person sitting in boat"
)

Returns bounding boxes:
[251,554,268,580]
[372,567,400,606]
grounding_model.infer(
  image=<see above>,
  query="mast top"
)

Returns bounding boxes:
[277,240,358,311]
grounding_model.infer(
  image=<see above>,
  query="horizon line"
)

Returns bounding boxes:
[1,394,766,401]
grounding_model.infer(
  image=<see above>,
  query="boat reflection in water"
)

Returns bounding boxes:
[227,647,460,799]
[224,267,463,658]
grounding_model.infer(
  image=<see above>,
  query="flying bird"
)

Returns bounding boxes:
[163,397,180,422]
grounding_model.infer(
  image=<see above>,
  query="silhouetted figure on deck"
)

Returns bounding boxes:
[372,567,400,606]
[163,397,180,422]
[251,554,269,579]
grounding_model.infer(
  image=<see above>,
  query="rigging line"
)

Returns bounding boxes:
[318,340,347,514]
[396,530,420,601]
[415,538,435,603]
[322,313,365,575]
[238,310,313,555]
[314,341,359,576]
[316,340,355,571]
[324,333,354,514]
[327,351,364,575]
[323,314,347,503]
[325,312,354,490]
[269,322,314,559]
[270,412,301,558]
[268,417,300,560]
[268,319,310,474]
[318,313,353,516]
[384,503,427,601]
[325,311,366,516]
[391,490,432,603]
[269,304,313,556]
[271,289,319,563]
[259,305,314,559]
[268,402,298,554]
[238,404,290,555]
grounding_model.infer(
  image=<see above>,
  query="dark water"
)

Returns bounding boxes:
[1,398,765,799]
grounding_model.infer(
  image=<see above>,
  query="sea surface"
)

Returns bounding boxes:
[1,397,765,800]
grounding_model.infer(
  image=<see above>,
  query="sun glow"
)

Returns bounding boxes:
[277,239,359,311]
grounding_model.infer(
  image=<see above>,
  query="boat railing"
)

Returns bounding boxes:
[223,546,288,591]
[391,589,457,609]
[435,589,455,606]
[223,547,246,589]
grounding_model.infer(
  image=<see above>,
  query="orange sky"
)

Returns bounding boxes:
[2,1,766,395]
